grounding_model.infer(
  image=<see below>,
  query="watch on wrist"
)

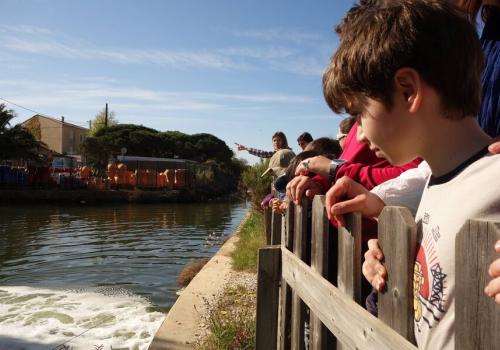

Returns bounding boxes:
[329,159,346,180]
[301,159,310,170]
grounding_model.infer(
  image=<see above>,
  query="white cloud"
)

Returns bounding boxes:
[2,37,244,70]
[218,46,294,59]
[272,56,327,77]
[0,25,53,35]
[0,79,317,124]
[0,25,329,76]
[233,28,322,44]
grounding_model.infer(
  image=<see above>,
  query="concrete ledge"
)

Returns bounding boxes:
[149,211,250,350]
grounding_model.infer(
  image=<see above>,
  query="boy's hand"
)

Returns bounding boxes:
[286,175,323,205]
[484,240,500,304]
[325,176,386,225]
[488,138,500,154]
[295,155,331,178]
[362,239,387,292]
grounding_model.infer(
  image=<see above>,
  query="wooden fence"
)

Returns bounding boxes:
[256,196,500,350]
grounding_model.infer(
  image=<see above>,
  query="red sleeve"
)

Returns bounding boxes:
[312,174,332,193]
[335,158,422,190]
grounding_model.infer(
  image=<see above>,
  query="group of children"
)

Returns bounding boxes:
[238,1,500,349]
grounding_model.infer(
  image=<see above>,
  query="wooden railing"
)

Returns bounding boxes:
[256,196,500,350]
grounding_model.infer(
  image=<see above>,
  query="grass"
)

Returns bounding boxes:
[196,284,256,350]
[196,209,265,350]
[231,210,266,272]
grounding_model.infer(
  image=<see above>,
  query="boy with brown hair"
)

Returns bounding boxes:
[323,0,500,349]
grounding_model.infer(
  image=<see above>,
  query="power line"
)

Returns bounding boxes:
[0,97,89,127]
[0,97,50,118]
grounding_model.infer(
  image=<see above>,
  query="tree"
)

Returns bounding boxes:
[88,107,118,136]
[0,104,45,161]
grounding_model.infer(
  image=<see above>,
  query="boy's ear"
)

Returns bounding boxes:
[394,68,422,113]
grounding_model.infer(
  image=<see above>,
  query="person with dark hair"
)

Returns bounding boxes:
[304,137,342,158]
[297,132,313,150]
[235,131,290,158]
[319,1,499,348]
[323,0,500,312]
[271,137,341,215]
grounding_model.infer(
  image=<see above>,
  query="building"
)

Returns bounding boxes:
[21,115,88,156]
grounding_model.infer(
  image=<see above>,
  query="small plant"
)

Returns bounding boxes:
[196,284,256,350]
[177,257,210,287]
[231,210,266,272]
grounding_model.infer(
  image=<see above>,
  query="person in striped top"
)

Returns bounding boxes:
[235,131,291,158]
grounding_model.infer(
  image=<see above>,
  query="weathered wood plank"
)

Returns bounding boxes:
[264,207,272,245]
[310,195,329,350]
[279,201,295,350]
[282,248,417,350]
[291,198,308,350]
[337,212,362,303]
[256,246,282,350]
[378,207,417,344]
[455,219,500,350]
[272,211,283,245]
[283,200,295,250]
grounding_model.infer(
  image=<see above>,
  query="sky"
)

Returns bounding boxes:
[1,0,354,164]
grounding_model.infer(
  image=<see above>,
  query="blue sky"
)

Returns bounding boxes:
[1,0,353,164]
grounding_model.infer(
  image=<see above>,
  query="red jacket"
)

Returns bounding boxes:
[314,123,421,242]
[314,123,421,191]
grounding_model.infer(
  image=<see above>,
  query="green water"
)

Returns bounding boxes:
[0,200,248,310]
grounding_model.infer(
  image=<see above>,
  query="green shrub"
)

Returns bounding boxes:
[195,167,215,187]
[240,160,271,210]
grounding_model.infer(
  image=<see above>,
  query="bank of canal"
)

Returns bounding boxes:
[0,200,248,349]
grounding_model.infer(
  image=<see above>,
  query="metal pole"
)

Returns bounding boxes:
[105,103,108,127]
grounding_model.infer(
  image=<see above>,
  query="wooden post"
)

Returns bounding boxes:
[291,198,308,350]
[455,219,500,350]
[337,212,362,302]
[378,207,417,344]
[310,195,330,350]
[272,211,283,245]
[256,246,282,350]
[279,201,295,350]
[264,207,272,245]
[337,212,362,350]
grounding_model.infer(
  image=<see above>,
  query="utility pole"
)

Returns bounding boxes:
[105,103,108,128]
[88,120,92,129]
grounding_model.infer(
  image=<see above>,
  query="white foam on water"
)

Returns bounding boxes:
[0,286,165,350]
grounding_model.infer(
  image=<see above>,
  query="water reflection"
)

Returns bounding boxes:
[0,200,247,310]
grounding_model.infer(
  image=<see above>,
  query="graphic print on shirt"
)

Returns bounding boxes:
[414,213,447,333]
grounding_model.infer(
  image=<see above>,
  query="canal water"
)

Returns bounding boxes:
[0,200,248,349]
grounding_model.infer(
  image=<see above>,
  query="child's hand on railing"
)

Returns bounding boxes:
[362,239,387,292]
[484,240,500,304]
[286,175,323,205]
[294,155,331,178]
[325,176,386,225]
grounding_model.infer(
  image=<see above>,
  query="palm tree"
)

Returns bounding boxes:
[0,104,46,162]
[0,103,15,130]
